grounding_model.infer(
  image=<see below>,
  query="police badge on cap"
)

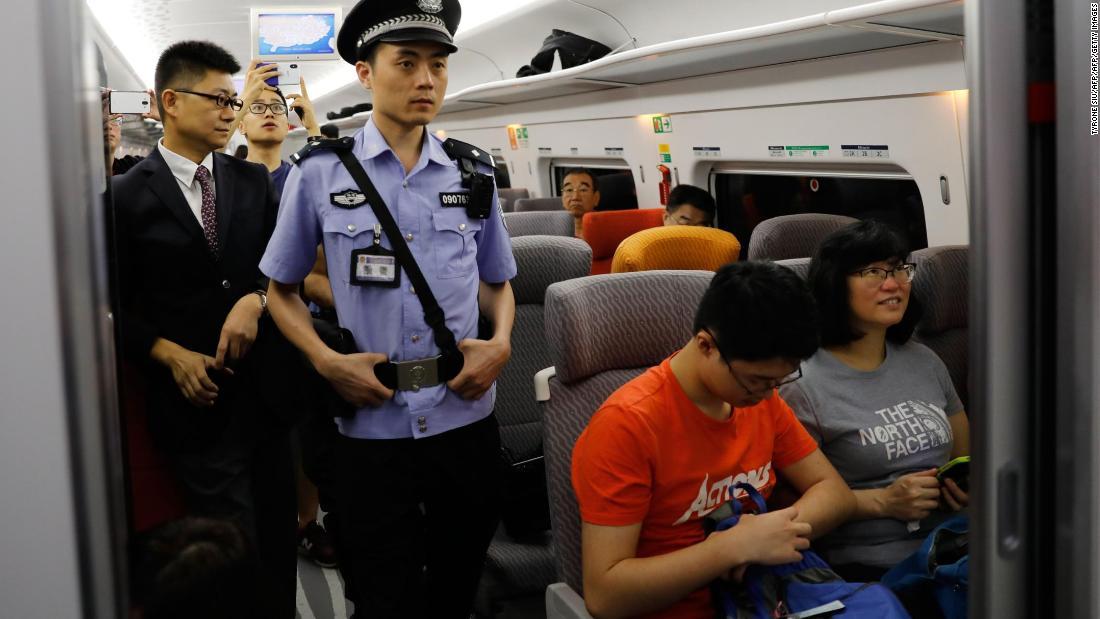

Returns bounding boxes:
[336,0,462,65]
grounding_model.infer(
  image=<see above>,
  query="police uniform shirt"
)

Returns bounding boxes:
[260,117,516,439]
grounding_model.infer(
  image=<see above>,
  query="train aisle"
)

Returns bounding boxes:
[296,555,350,619]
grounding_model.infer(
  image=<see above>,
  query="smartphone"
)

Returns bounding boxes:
[277,62,301,87]
[257,62,301,87]
[936,456,971,492]
[109,90,151,115]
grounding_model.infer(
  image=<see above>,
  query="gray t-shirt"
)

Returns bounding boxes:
[780,341,965,568]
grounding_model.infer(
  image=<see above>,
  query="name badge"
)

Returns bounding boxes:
[439,192,470,208]
[331,189,367,209]
[349,224,400,287]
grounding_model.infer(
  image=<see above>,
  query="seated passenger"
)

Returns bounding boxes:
[663,184,715,227]
[780,220,970,581]
[561,167,601,237]
[572,261,856,619]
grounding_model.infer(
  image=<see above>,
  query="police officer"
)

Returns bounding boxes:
[259,0,516,616]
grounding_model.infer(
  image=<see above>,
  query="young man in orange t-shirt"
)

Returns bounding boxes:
[572,261,857,619]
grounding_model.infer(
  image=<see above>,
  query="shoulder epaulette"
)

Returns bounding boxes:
[441,138,495,168]
[290,136,356,166]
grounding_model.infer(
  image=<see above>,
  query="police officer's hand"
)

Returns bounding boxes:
[319,352,394,407]
[447,338,511,400]
[215,294,263,367]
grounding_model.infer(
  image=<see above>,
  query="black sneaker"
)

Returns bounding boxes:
[297,521,338,568]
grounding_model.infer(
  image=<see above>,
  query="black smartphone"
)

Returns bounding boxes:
[937,456,971,492]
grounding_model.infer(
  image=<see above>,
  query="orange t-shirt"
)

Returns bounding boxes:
[571,355,818,619]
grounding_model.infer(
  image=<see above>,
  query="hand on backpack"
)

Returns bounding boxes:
[879,469,941,521]
[722,505,812,567]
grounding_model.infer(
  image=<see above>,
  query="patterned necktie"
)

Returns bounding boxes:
[193,165,219,259]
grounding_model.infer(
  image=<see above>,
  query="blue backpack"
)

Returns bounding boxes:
[881,514,968,619]
[705,483,911,619]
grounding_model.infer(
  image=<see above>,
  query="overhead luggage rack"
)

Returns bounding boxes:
[441,0,963,113]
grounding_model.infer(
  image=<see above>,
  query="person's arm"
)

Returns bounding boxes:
[778,449,856,539]
[225,60,280,144]
[581,508,810,619]
[445,280,515,400]
[285,77,322,137]
[852,469,941,521]
[267,279,393,407]
[302,245,333,309]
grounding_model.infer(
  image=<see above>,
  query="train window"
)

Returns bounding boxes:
[550,160,638,211]
[492,157,512,188]
[710,165,928,259]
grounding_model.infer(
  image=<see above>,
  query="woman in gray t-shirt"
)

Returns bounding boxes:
[780,220,970,579]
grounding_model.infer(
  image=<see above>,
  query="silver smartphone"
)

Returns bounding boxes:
[109,90,151,115]
[276,62,301,87]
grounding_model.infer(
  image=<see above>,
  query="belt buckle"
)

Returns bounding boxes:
[393,356,441,392]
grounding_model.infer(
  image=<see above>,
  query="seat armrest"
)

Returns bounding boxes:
[534,366,557,402]
[546,582,594,619]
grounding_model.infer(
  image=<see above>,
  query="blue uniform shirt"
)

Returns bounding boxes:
[260,118,516,439]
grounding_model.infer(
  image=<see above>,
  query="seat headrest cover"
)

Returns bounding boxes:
[612,226,741,273]
[503,210,575,238]
[581,209,665,259]
[911,245,968,333]
[545,270,714,383]
[774,256,812,281]
[747,213,859,261]
[511,236,592,305]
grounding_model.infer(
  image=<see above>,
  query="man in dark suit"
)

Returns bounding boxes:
[113,40,295,618]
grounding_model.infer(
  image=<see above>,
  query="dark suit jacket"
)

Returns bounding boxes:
[113,148,286,452]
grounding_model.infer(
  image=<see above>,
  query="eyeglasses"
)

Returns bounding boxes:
[703,329,803,395]
[174,89,244,111]
[850,263,917,286]
[248,101,288,115]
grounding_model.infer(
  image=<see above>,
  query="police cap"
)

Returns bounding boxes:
[337,0,462,65]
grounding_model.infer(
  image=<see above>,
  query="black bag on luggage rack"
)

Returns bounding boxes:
[516,29,612,78]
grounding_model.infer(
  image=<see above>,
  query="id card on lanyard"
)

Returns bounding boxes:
[350,223,400,287]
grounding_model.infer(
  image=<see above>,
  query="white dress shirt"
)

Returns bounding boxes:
[157,139,216,228]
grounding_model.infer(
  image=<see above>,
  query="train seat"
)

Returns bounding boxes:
[747,213,859,261]
[477,235,592,617]
[540,270,714,616]
[774,256,812,280]
[514,197,563,213]
[580,209,665,274]
[498,187,531,213]
[911,245,970,407]
[611,226,741,273]
[504,211,576,238]
[593,172,639,211]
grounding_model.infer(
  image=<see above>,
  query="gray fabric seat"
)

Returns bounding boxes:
[541,271,715,602]
[911,245,969,407]
[515,197,564,213]
[476,236,591,618]
[774,256,812,280]
[499,188,531,213]
[747,214,859,261]
[504,211,576,238]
